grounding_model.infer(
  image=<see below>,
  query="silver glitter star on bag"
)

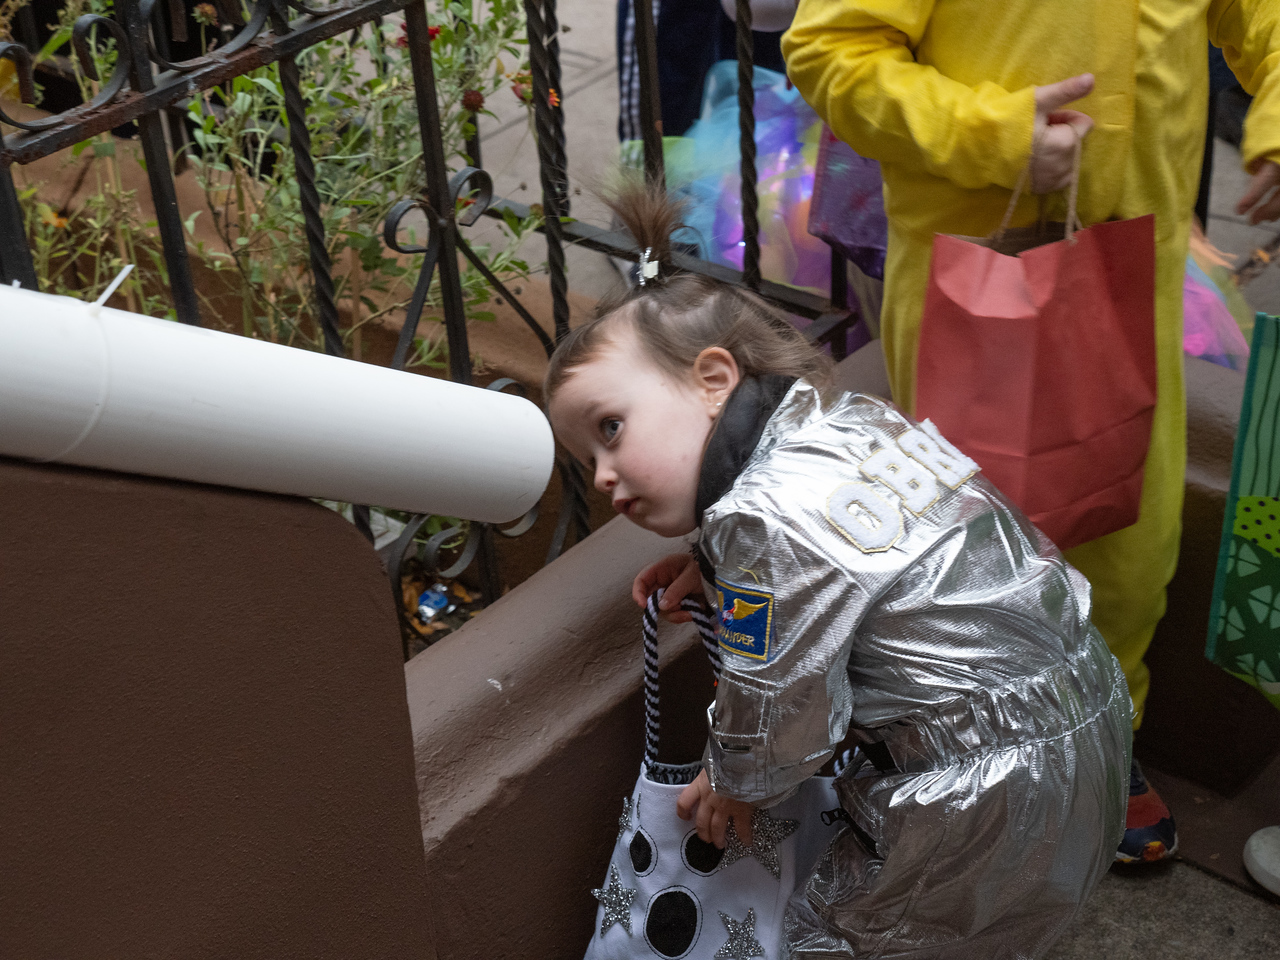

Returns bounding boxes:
[616,794,638,842]
[591,864,637,936]
[715,908,766,959]
[721,809,800,880]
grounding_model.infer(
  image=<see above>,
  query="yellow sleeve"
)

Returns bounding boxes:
[781,0,1035,191]
[1211,0,1280,171]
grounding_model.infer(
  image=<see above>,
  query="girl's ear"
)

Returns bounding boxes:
[692,347,740,415]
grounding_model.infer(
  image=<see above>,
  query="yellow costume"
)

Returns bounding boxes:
[783,0,1280,727]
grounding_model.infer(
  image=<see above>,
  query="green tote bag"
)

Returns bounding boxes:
[1208,312,1280,710]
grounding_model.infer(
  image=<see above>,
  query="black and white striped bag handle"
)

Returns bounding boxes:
[643,590,861,782]
[643,588,722,770]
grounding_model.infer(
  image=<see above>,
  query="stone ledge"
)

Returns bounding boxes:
[405,516,716,957]
[0,456,433,959]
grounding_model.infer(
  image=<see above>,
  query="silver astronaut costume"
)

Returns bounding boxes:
[694,378,1132,960]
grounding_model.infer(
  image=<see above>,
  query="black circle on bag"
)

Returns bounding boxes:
[630,827,655,875]
[644,886,702,959]
[681,828,724,875]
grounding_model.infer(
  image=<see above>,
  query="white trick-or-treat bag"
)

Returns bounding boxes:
[584,592,844,960]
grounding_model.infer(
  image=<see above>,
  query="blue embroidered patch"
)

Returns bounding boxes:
[714,579,774,661]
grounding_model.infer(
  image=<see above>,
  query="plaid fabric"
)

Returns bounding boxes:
[615,0,786,145]
[616,0,661,143]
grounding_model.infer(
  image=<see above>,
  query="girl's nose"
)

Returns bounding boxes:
[593,464,616,494]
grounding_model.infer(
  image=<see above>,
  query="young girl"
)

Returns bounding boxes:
[547,187,1131,959]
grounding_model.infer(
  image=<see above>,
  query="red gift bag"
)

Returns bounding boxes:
[916,156,1157,550]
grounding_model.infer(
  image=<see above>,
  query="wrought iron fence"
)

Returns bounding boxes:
[0,0,861,659]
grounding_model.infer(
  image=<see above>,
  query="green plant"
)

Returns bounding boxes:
[9,0,542,367]
[185,1,543,357]
[7,0,179,314]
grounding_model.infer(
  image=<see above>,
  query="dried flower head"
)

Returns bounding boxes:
[39,206,68,229]
[461,89,485,112]
[192,3,218,27]
[510,72,533,105]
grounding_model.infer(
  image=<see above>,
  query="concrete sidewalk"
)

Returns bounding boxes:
[475,3,1280,953]
[470,0,622,303]
[1047,863,1279,959]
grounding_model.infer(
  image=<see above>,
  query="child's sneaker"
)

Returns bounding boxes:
[1243,826,1280,895]
[1115,759,1178,863]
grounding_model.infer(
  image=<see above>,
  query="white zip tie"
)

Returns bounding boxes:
[93,264,135,309]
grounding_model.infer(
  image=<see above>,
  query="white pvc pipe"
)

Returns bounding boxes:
[0,283,554,524]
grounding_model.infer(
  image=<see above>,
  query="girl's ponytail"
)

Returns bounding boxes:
[545,179,833,402]
[599,176,685,283]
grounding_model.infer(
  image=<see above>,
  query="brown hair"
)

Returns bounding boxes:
[544,180,832,402]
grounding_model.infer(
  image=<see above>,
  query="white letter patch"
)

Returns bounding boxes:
[860,446,940,515]
[827,482,903,553]
[898,421,979,490]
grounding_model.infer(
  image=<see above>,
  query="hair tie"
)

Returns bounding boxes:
[638,247,660,286]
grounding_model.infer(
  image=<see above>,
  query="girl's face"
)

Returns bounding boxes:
[548,328,736,537]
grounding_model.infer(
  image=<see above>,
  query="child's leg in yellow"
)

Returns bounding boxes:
[876,224,932,412]
[1064,233,1189,730]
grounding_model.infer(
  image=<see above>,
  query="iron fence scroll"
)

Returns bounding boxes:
[0,0,860,659]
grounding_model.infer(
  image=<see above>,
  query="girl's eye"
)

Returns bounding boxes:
[601,418,622,442]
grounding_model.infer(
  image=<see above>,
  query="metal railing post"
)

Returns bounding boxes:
[0,162,38,288]
[734,0,760,290]
[631,0,663,188]
[524,0,590,561]
[120,0,202,324]
[523,0,570,343]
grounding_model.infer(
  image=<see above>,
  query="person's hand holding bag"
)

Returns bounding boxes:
[1031,73,1095,193]
[1238,160,1280,224]
[633,552,702,624]
[677,768,755,848]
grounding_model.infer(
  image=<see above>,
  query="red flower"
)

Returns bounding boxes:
[548,89,561,108]
[397,23,441,47]
[461,89,485,112]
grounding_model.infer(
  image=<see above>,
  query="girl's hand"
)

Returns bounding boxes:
[677,769,755,848]
[1238,160,1280,225]
[633,552,702,623]
[1030,74,1095,194]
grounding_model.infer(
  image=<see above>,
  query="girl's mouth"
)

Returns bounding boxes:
[613,497,637,517]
